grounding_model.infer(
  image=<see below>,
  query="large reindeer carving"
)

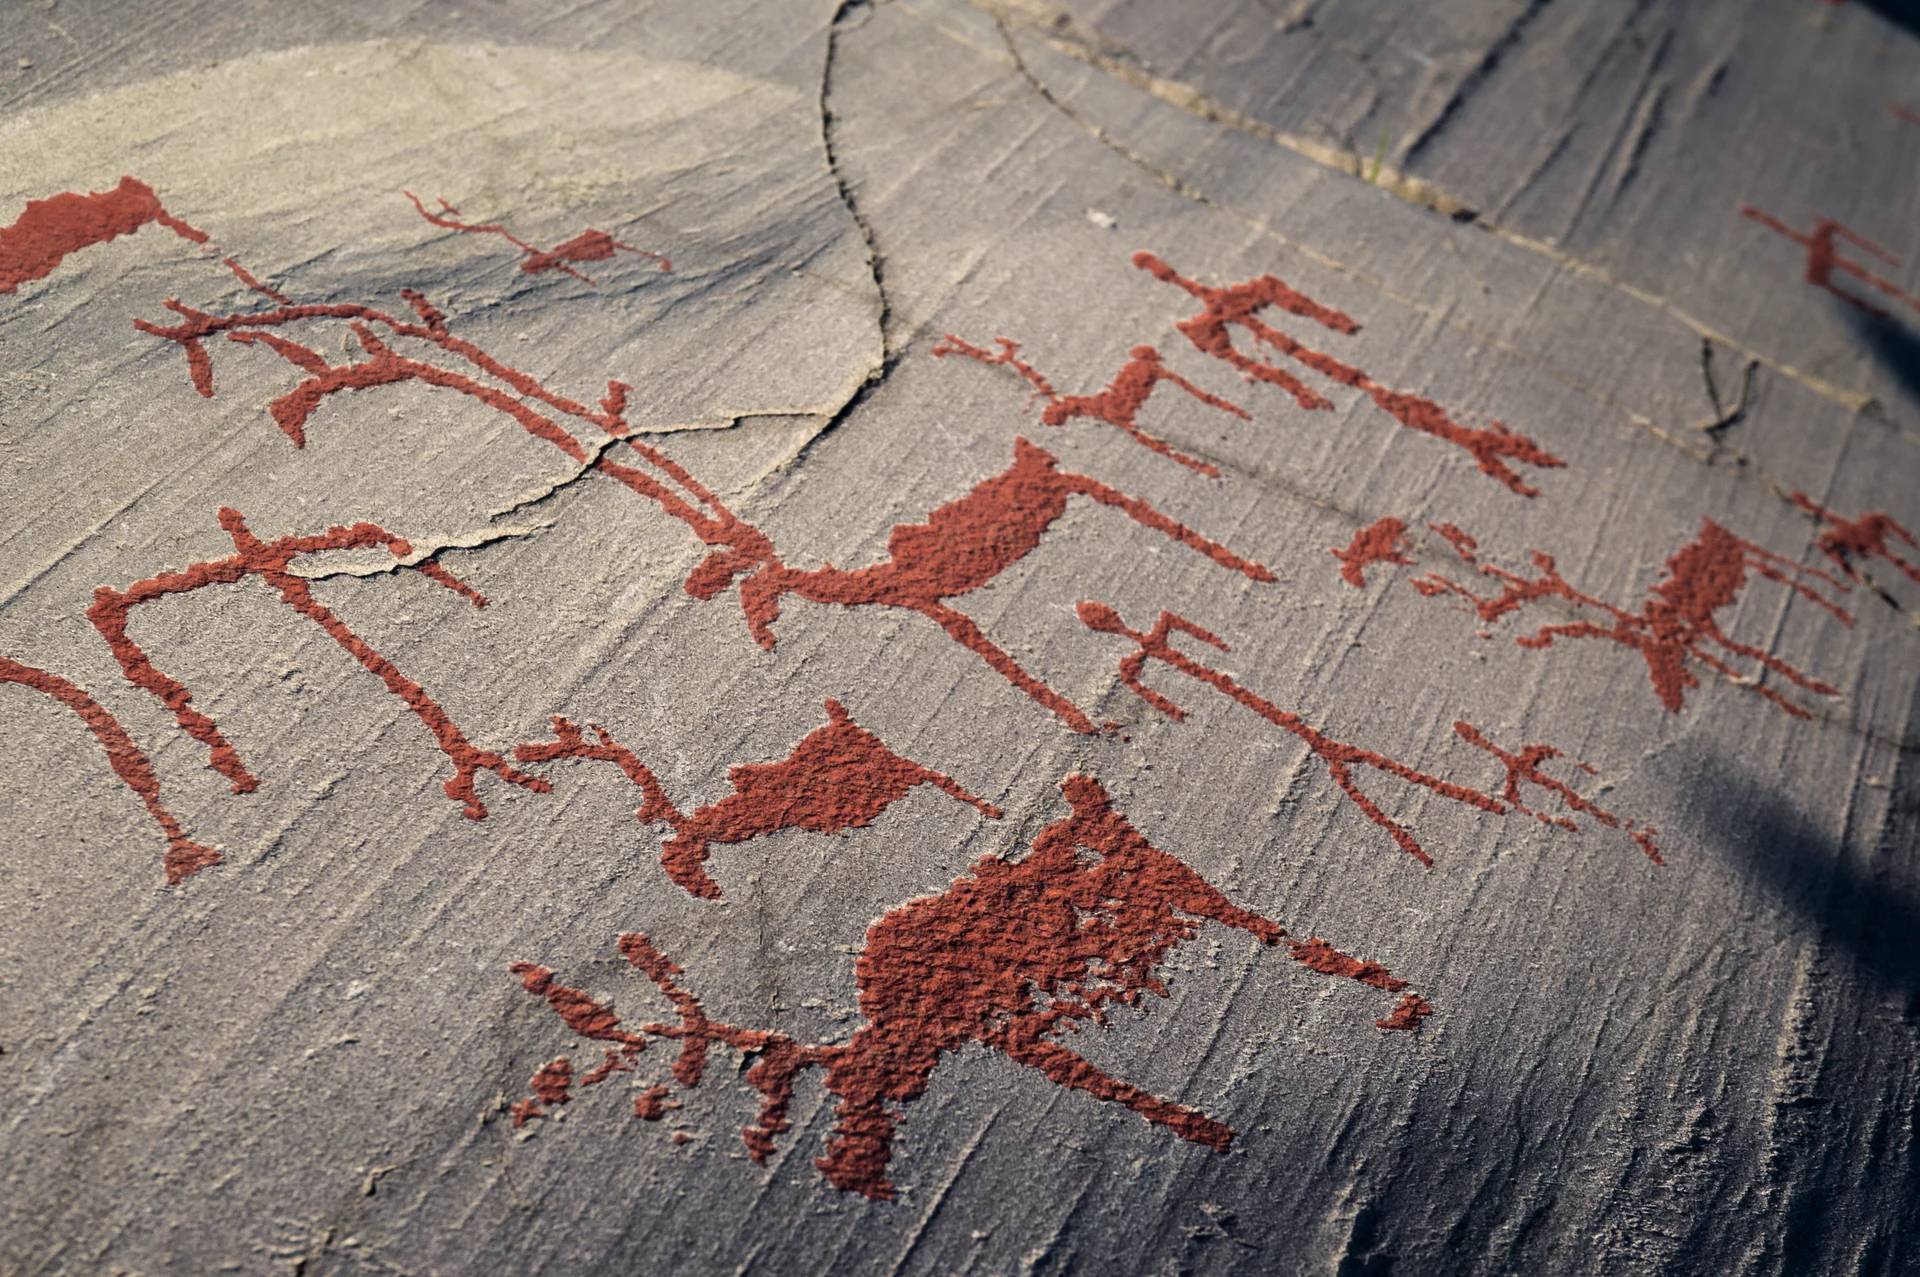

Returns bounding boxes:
[509,775,1429,1200]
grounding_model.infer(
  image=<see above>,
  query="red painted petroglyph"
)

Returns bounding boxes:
[510,777,1423,1198]
[0,176,1732,1208]
[0,176,208,294]
[134,256,1270,734]
[1333,517,1413,589]
[1375,994,1432,1031]
[1429,521,1478,562]
[931,335,1246,476]
[1077,603,1502,865]
[1284,943,1432,1028]
[1409,519,1851,718]
[1740,207,1920,321]
[729,438,1276,734]
[0,658,220,883]
[634,1084,675,1121]
[1133,252,1565,496]
[222,256,289,304]
[1895,104,1920,128]
[510,1056,575,1127]
[1790,491,1920,587]
[406,192,670,283]
[513,698,1001,899]
[1452,721,1661,863]
[87,508,548,817]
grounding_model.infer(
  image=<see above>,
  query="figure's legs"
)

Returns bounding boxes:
[920,601,1098,734]
[990,1028,1234,1151]
[1063,473,1276,583]
[1,657,220,883]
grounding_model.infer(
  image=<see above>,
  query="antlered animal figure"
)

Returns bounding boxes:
[510,775,1427,1200]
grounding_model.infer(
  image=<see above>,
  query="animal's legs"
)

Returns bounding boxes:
[991,1028,1234,1150]
[921,601,1098,734]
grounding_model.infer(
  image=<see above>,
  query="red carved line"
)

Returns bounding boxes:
[1077,603,1503,866]
[1452,721,1662,863]
[406,191,670,283]
[734,438,1276,734]
[1133,252,1565,497]
[1287,936,1405,989]
[222,257,289,304]
[1332,516,1413,589]
[510,776,1421,1199]
[633,1083,676,1121]
[0,657,219,883]
[1429,521,1478,563]
[0,176,208,295]
[1286,941,1431,1029]
[87,508,547,818]
[1790,490,1920,587]
[1740,207,1920,321]
[932,335,1245,476]
[514,698,1001,899]
[1410,518,1850,718]
[1375,994,1432,1031]
[138,278,1231,736]
[578,1046,632,1087]
[138,285,780,632]
[1896,104,1920,128]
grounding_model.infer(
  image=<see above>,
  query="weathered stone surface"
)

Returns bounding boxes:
[1,2,1916,1274]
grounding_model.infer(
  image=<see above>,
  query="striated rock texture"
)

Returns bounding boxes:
[0,2,1916,1274]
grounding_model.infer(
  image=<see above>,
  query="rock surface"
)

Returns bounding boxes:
[1,1,1917,1273]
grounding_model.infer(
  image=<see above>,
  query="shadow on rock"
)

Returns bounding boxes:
[1852,0,1920,39]
[1688,750,1920,997]
[1843,303,1920,410]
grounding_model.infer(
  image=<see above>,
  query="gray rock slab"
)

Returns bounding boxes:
[1,2,1916,1274]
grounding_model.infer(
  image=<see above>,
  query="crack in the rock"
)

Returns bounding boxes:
[486,430,631,521]
[292,428,630,581]
[768,0,906,483]
[288,521,555,583]
[1694,336,1760,434]
[1397,0,1554,167]
[824,0,892,357]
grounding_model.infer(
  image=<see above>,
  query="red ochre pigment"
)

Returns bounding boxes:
[1078,603,1662,865]
[1896,104,1920,128]
[1429,521,1478,562]
[0,657,220,883]
[406,192,669,283]
[1410,518,1851,718]
[509,776,1425,1200]
[0,176,208,294]
[222,256,289,304]
[88,508,548,819]
[1078,602,1502,865]
[1286,943,1432,1029]
[1790,491,1920,586]
[135,263,1268,735]
[1332,517,1414,589]
[932,335,1246,476]
[726,437,1276,734]
[1452,721,1661,863]
[1132,252,1565,496]
[1740,207,1920,320]
[513,698,1001,899]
